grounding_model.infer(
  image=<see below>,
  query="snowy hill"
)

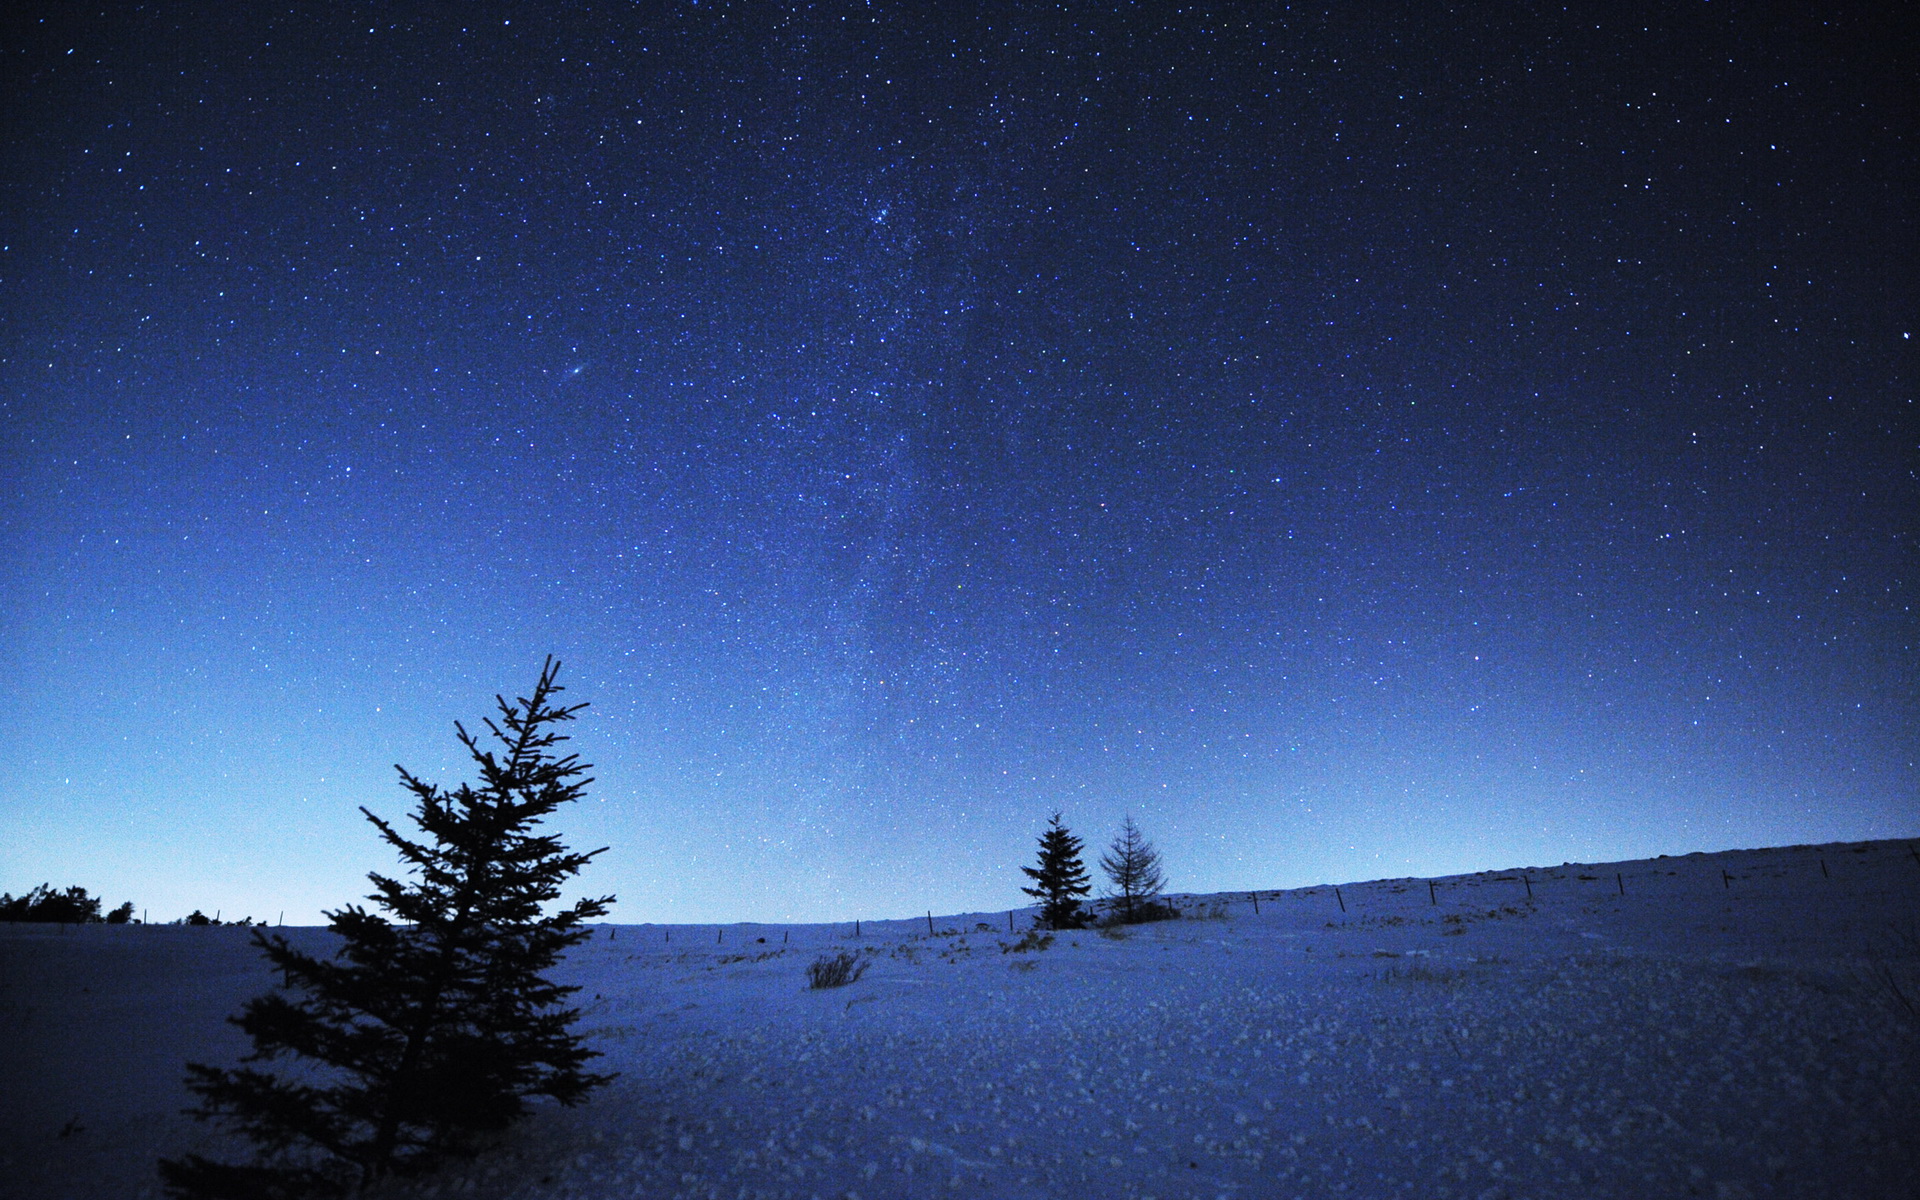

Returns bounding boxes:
[4,839,1916,1199]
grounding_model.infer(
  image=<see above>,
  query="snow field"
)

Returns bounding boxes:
[431,931,1912,1198]
[2,839,1915,1199]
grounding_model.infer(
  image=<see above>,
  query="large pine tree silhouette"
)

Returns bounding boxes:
[1020,812,1092,929]
[161,659,614,1198]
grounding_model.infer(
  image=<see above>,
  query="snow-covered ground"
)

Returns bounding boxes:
[4,839,1916,1200]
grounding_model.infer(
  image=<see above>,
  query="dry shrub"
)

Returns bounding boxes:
[806,951,866,989]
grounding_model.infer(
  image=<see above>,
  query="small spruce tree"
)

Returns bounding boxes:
[1100,815,1166,924]
[1021,813,1092,930]
[160,658,614,1198]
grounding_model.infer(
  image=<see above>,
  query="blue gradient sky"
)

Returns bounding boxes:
[2,3,1912,924]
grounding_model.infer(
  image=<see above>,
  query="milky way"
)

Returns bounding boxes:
[1,4,1910,923]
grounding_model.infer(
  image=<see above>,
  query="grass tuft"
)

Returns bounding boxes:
[806,950,866,989]
[1002,931,1055,954]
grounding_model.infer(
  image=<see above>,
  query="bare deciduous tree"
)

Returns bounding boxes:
[1100,815,1166,924]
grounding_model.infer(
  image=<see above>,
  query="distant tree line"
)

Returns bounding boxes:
[1021,812,1174,929]
[0,884,133,924]
[0,884,264,926]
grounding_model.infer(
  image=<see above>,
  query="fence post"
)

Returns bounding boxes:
[1616,873,1624,896]
[1721,870,1732,890]
[1522,876,1532,900]
[1252,892,1260,915]
[1335,886,1346,913]
[1428,880,1437,906]
[927,911,935,936]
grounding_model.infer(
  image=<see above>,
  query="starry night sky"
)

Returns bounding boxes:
[2,4,1912,925]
